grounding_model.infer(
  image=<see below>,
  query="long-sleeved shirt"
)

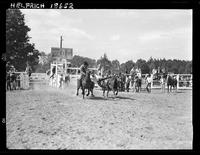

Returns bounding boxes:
[146,77,152,83]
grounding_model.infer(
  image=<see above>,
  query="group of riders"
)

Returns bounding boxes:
[76,61,178,98]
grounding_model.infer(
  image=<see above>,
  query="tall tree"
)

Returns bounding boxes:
[97,53,112,74]
[136,59,150,74]
[6,9,40,71]
[147,57,155,73]
[111,59,120,74]
[71,55,96,68]
[120,60,135,73]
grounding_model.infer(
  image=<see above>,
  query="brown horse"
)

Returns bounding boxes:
[166,75,177,92]
[76,70,94,99]
[134,76,142,92]
[97,75,119,98]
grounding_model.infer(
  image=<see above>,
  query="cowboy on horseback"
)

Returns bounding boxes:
[76,61,95,98]
[79,61,89,85]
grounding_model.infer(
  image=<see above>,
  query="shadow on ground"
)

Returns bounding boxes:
[87,95,136,101]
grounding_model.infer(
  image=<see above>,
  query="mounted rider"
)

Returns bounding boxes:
[79,61,89,86]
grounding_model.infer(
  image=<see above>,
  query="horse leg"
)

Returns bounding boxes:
[76,79,81,96]
[168,85,170,93]
[107,90,109,98]
[146,84,149,93]
[114,90,117,97]
[10,82,13,91]
[103,89,106,98]
[82,88,85,99]
[135,85,138,92]
[91,89,94,97]
[146,85,148,92]
[76,85,80,96]
[13,81,16,90]
[116,89,118,95]
[113,89,115,95]
[86,88,90,96]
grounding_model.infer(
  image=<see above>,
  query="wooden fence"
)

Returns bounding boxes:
[10,72,192,90]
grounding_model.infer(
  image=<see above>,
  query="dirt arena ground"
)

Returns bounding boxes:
[6,79,192,150]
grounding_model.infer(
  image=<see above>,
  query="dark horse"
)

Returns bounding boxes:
[166,75,177,92]
[76,70,94,99]
[117,74,126,92]
[97,75,119,98]
[134,76,142,92]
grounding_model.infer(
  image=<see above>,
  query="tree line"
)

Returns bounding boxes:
[69,53,192,75]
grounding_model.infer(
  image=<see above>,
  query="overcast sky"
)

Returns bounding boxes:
[20,9,192,63]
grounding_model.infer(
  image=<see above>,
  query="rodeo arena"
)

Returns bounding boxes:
[6,46,192,149]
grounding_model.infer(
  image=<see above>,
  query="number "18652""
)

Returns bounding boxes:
[50,3,73,9]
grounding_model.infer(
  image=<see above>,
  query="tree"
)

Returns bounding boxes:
[38,52,48,65]
[97,53,112,74]
[136,59,150,74]
[147,57,155,72]
[185,61,192,74]
[71,55,96,68]
[120,60,135,73]
[111,59,120,74]
[6,9,40,71]
[34,52,50,73]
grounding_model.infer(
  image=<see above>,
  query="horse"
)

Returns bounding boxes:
[97,75,119,98]
[134,76,142,92]
[120,74,126,91]
[166,75,177,93]
[76,70,95,99]
[117,74,124,92]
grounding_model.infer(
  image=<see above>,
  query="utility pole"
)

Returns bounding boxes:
[60,35,63,50]
[60,35,64,60]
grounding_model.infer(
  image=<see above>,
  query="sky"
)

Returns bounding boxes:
[20,9,192,63]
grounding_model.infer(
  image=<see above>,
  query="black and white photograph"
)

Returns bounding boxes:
[4,5,194,150]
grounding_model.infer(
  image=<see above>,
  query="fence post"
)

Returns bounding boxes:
[177,74,179,89]
[151,74,153,88]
